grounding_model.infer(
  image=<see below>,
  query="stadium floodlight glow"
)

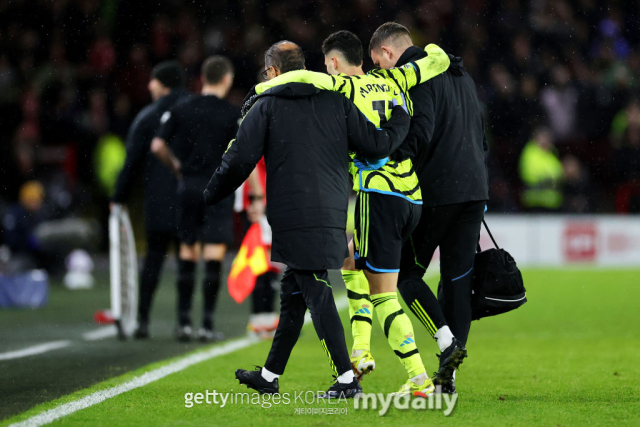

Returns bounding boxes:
[109,205,138,339]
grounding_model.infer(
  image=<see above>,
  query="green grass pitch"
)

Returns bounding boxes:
[3,269,640,426]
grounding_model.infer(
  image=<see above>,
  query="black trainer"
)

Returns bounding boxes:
[236,367,279,394]
[433,338,467,392]
[134,321,150,339]
[435,379,456,394]
[317,377,362,399]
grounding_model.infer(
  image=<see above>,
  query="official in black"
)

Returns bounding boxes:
[151,56,240,342]
[370,23,489,392]
[204,41,410,398]
[111,61,190,339]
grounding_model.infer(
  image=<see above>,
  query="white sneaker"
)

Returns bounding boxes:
[175,325,192,342]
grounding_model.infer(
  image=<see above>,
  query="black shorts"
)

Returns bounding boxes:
[177,177,234,245]
[354,191,422,273]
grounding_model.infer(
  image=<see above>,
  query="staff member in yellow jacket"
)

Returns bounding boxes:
[519,127,564,211]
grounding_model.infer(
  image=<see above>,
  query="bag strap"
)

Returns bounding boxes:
[482,219,500,250]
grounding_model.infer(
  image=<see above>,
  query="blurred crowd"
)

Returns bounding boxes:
[1,0,640,263]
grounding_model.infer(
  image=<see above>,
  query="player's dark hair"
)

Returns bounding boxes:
[264,41,305,73]
[201,55,234,85]
[322,30,363,66]
[369,22,413,53]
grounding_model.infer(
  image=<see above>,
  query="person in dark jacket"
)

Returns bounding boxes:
[204,41,410,398]
[111,61,191,339]
[151,56,240,343]
[370,22,489,393]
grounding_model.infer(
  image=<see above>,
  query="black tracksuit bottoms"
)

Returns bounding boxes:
[138,230,176,323]
[398,200,485,345]
[264,268,351,376]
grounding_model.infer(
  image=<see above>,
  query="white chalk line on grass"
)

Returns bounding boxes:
[1,326,118,362]
[82,325,118,341]
[0,341,72,361]
[9,296,348,427]
[8,336,262,427]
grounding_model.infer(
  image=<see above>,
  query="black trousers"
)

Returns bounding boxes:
[264,268,351,376]
[398,200,485,345]
[138,230,176,323]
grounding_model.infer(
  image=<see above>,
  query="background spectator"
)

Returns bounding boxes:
[2,181,47,271]
[0,0,638,222]
[519,128,564,212]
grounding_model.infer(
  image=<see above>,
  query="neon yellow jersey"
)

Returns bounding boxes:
[255,44,450,203]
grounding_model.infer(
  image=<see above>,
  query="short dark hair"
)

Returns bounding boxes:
[264,41,305,73]
[369,22,412,53]
[322,30,363,66]
[152,60,185,88]
[201,55,234,85]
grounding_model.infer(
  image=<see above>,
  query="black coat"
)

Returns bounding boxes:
[155,94,240,179]
[204,82,410,270]
[112,89,191,233]
[393,47,489,206]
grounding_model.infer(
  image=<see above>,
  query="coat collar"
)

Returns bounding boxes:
[396,46,427,67]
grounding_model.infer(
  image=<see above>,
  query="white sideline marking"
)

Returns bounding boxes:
[1,326,118,362]
[9,296,348,427]
[0,341,72,361]
[8,336,261,427]
[82,326,118,341]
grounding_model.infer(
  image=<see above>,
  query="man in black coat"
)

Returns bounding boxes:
[151,56,240,343]
[204,41,410,398]
[370,23,489,392]
[112,61,191,338]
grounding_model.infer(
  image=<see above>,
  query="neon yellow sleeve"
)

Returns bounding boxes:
[376,44,450,92]
[254,70,337,94]
[419,44,451,83]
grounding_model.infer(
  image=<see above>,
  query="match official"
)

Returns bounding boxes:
[370,22,489,393]
[151,56,240,342]
[204,41,410,398]
[111,61,190,339]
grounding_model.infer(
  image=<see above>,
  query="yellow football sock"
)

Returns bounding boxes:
[341,270,372,351]
[371,292,426,378]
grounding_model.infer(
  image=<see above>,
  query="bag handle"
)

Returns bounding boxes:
[477,219,500,252]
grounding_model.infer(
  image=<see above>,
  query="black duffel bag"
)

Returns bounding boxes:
[438,220,527,320]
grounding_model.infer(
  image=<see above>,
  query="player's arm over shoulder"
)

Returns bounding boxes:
[255,70,336,94]
[384,44,450,91]
[414,44,450,83]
